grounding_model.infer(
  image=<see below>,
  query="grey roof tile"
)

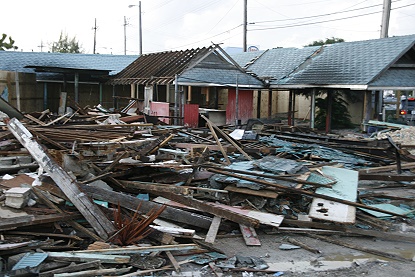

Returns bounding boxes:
[0,51,138,75]
[278,35,415,86]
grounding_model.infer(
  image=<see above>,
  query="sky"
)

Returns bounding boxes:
[2,0,415,55]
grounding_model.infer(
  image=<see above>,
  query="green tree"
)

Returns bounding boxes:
[305,37,345,47]
[314,91,357,130]
[51,32,83,53]
[0,33,18,51]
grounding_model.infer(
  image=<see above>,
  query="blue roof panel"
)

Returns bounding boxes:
[0,51,138,75]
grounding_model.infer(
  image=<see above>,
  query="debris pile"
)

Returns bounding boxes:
[1,104,415,276]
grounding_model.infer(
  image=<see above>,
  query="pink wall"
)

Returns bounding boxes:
[150,101,170,124]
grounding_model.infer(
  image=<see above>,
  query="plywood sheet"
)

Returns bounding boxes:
[308,166,358,224]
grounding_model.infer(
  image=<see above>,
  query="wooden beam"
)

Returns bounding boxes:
[240,224,261,246]
[201,114,252,161]
[205,216,222,243]
[39,260,101,277]
[307,234,410,262]
[7,118,116,240]
[80,184,231,231]
[201,114,231,165]
[46,252,130,264]
[74,244,199,255]
[155,191,261,228]
[358,162,415,174]
[0,214,82,231]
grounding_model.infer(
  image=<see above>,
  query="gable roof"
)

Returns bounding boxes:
[110,45,263,88]
[277,34,415,89]
[231,47,321,82]
[0,51,138,76]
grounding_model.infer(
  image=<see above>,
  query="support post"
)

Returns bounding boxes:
[74,72,79,103]
[43,83,48,111]
[310,89,316,129]
[174,75,178,125]
[14,71,21,111]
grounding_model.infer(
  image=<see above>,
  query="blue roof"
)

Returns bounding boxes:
[178,67,263,88]
[231,47,320,81]
[278,35,415,88]
[0,51,138,75]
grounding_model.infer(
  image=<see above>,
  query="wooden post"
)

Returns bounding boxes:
[7,118,116,240]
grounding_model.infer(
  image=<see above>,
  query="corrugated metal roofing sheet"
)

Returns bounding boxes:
[111,47,212,85]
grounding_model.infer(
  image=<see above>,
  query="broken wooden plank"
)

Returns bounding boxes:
[155,191,261,228]
[224,185,278,198]
[307,234,411,262]
[282,218,415,243]
[202,115,231,165]
[4,231,82,241]
[358,162,415,174]
[53,267,132,277]
[7,118,116,240]
[0,214,82,231]
[119,180,190,195]
[24,114,47,125]
[239,224,261,246]
[286,237,320,254]
[74,244,199,255]
[359,173,415,181]
[201,114,253,161]
[165,251,181,273]
[39,261,101,277]
[80,184,231,231]
[47,252,130,264]
[210,202,284,228]
[205,216,222,244]
[117,260,192,277]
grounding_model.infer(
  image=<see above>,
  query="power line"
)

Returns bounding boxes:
[249,2,415,31]
[251,2,383,24]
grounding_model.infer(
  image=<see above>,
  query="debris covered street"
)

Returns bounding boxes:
[1,104,415,277]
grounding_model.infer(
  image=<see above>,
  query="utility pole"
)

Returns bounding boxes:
[124,16,127,55]
[380,0,391,38]
[37,40,44,52]
[93,18,98,54]
[138,1,143,55]
[243,0,247,52]
[129,2,143,55]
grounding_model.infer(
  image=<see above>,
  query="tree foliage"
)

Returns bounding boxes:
[0,33,18,51]
[51,32,83,53]
[314,91,357,130]
[306,37,345,47]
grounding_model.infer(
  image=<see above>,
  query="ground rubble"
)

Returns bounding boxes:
[0,106,415,276]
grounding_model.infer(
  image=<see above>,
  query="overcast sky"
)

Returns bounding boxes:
[3,0,415,55]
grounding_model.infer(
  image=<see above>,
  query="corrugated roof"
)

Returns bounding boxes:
[110,46,263,87]
[0,51,138,75]
[111,47,211,85]
[277,35,415,88]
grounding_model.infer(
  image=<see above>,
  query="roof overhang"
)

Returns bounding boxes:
[175,81,263,89]
[270,84,369,90]
[367,85,415,90]
[25,65,111,75]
